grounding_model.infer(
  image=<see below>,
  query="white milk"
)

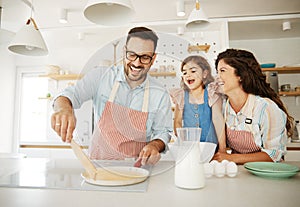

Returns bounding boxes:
[174,142,205,189]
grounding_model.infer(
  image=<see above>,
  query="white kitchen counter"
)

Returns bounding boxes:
[0,158,299,207]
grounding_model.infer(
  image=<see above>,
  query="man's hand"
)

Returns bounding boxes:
[137,139,165,166]
[51,97,76,143]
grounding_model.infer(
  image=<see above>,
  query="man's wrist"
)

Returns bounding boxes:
[148,139,165,153]
[53,96,73,112]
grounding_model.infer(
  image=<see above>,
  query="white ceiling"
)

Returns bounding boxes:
[1,0,300,44]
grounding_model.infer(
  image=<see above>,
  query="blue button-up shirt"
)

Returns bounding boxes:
[58,65,172,145]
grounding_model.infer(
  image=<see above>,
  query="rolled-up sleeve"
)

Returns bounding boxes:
[149,88,173,147]
[259,99,287,162]
[55,68,103,109]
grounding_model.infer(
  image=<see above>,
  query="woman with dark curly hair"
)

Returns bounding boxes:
[212,49,293,164]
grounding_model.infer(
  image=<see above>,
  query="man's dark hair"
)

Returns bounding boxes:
[126,27,159,51]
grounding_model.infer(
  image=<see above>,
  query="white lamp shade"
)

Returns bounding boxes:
[84,0,135,26]
[8,20,48,56]
[185,7,209,29]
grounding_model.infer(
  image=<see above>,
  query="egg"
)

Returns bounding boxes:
[214,162,226,177]
[226,161,238,177]
[209,160,218,167]
[204,163,214,178]
[221,159,229,166]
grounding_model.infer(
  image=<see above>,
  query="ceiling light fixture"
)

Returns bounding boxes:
[8,1,48,56]
[177,0,185,17]
[59,9,68,24]
[83,0,135,26]
[177,26,184,35]
[185,0,209,29]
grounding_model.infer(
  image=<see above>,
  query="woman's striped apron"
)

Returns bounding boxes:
[224,99,261,154]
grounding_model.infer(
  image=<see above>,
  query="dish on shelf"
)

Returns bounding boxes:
[81,166,149,186]
[260,63,276,68]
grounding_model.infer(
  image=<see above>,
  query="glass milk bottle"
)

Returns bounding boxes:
[174,128,205,189]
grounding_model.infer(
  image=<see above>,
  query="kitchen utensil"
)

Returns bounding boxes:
[264,71,278,93]
[70,139,149,186]
[70,139,97,179]
[292,120,300,142]
[281,84,291,92]
[169,141,216,163]
[174,128,205,189]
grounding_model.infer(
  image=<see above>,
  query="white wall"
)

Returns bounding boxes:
[0,43,16,152]
[229,37,300,121]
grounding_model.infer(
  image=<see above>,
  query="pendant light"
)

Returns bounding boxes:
[59,9,68,24]
[176,0,185,17]
[185,0,209,29]
[8,1,48,56]
[83,0,135,26]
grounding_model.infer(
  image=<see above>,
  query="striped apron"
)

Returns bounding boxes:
[89,81,149,160]
[224,99,261,154]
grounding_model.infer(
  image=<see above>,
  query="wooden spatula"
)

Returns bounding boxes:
[70,139,97,180]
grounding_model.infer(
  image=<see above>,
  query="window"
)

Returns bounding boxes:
[19,74,49,142]
[14,67,59,147]
[14,66,93,152]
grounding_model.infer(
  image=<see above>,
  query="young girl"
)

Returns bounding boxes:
[170,55,226,152]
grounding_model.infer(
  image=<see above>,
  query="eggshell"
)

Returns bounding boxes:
[214,162,225,177]
[209,160,218,167]
[204,163,214,178]
[221,159,229,166]
[226,161,238,177]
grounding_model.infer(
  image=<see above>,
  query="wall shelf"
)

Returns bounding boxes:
[149,71,176,77]
[262,67,300,74]
[279,91,300,96]
[38,97,53,100]
[187,44,210,53]
[39,74,83,80]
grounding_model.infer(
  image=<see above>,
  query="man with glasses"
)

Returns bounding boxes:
[51,27,172,166]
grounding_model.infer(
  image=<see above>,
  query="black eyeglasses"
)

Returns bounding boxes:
[125,50,154,64]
